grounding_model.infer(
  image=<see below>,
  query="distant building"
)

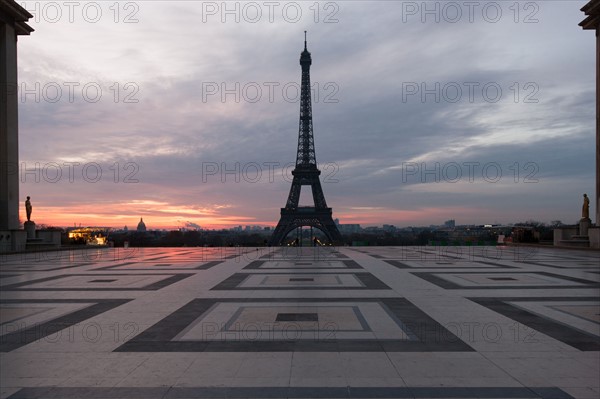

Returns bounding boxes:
[68,227,110,245]
[383,224,397,232]
[137,218,147,232]
[338,224,362,234]
[333,219,361,234]
[444,219,456,228]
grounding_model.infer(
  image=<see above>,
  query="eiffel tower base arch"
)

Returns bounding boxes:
[269,207,342,246]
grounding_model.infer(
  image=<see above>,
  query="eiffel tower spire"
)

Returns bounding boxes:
[296,30,316,168]
[269,33,342,246]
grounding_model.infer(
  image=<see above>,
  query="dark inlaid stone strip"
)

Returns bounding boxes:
[6,386,574,399]
[0,262,95,273]
[469,297,600,351]
[476,261,519,269]
[522,261,585,268]
[244,260,362,270]
[0,299,131,352]
[1,273,193,291]
[196,260,223,270]
[355,273,392,289]
[384,260,411,269]
[99,260,223,271]
[276,313,318,322]
[342,260,363,269]
[210,273,248,290]
[210,272,390,290]
[411,271,600,290]
[114,297,473,352]
[0,274,20,279]
[243,260,266,269]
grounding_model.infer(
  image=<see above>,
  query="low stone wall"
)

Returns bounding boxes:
[37,230,61,245]
[553,227,578,246]
[0,230,27,253]
[0,229,61,252]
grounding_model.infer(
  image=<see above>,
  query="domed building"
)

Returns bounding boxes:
[136,218,147,232]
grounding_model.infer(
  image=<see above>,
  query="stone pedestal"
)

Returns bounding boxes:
[579,217,592,236]
[24,220,35,239]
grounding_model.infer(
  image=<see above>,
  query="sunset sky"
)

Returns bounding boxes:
[16,1,596,230]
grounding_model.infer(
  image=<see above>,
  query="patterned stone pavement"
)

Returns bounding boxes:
[0,245,598,398]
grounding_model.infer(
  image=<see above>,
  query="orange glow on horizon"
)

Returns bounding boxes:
[22,201,485,230]
[19,201,256,230]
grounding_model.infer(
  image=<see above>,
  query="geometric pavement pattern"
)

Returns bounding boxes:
[0,245,598,398]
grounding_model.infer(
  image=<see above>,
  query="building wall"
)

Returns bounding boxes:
[589,227,599,249]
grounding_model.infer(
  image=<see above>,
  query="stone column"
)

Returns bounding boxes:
[0,21,19,230]
[0,0,33,231]
[580,0,600,225]
[596,27,599,226]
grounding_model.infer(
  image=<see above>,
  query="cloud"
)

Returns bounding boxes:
[15,1,596,228]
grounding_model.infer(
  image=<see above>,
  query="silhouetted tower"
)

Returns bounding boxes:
[270,32,342,246]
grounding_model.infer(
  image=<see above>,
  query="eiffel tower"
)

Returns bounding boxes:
[269,33,343,246]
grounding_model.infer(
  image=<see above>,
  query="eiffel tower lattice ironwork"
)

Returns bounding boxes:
[269,33,342,246]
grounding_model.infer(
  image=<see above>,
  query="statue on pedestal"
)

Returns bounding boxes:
[582,193,590,220]
[579,193,592,238]
[24,196,35,239]
[25,196,32,222]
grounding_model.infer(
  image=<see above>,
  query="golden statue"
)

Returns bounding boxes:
[25,196,32,221]
[582,193,590,219]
